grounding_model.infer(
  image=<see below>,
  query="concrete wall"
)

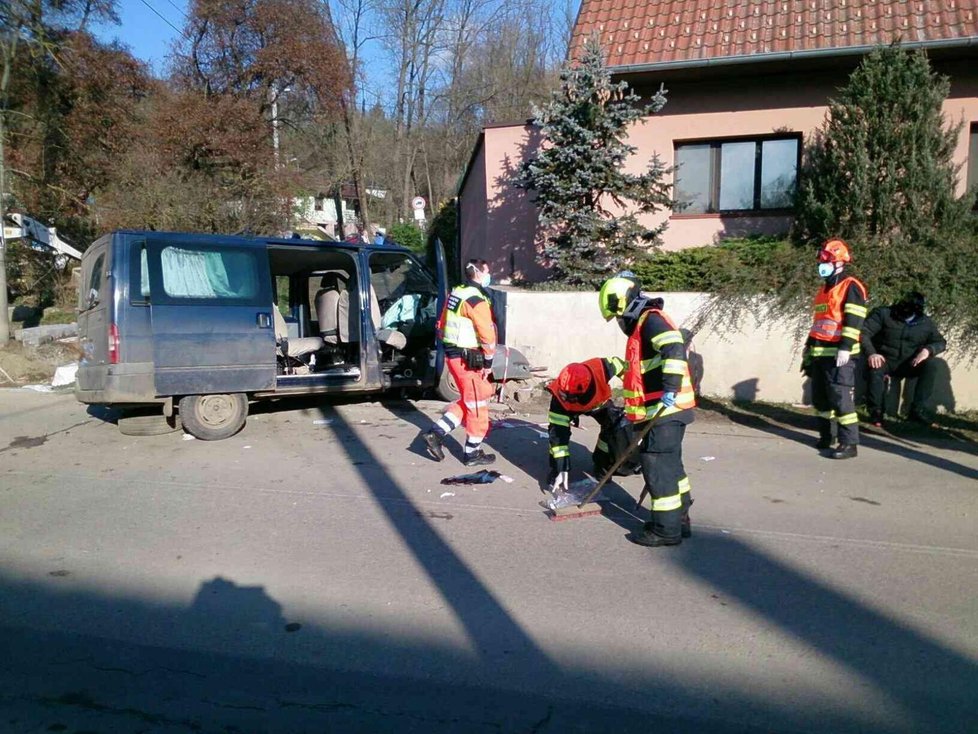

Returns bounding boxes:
[494,288,978,412]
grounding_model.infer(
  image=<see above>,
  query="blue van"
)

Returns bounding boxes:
[75,231,528,440]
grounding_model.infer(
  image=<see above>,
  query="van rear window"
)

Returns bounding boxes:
[161,246,260,300]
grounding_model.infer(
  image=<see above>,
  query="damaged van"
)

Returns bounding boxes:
[75,231,530,440]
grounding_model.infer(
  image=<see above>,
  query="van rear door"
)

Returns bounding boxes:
[145,238,276,396]
[76,240,111,394]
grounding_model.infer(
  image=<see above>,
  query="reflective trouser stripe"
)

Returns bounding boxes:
[596,439,608,452]
[548,411,571,426]
[837,412,859,426]
[652,493,683,512]
[678,476,691,495]
[817,410,836,420]
[550,445,569,458]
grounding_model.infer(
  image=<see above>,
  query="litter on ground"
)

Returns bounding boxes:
[440,491,455,498]
[313,419,333,425]
[544,478,604,510]
[441,470,506,485]
[182,434,196,441]
[700,456,716,462]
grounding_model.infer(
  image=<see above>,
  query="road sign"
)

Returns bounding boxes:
[413,208,426,222]
[411,196,426,211]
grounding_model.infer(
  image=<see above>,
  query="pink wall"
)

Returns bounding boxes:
[461,60,978,280]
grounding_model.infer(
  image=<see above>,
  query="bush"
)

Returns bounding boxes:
[629,237,794,293]
[426,201,459,284]
[388,223,424,254]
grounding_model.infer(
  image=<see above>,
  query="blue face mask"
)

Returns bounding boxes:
[481,274,492,288]
[818,263,835,278]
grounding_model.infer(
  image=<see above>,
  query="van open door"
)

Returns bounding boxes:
[432,237,449,384]
[145,238,277,396]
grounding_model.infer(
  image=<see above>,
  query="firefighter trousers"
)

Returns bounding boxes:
[811,357,859,445]
[639,420,692,541]
[443,356,494,441]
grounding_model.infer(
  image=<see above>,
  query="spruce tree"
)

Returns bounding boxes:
[516,36,672,286]
[795,44,976,316]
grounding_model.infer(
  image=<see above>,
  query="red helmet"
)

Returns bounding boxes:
[818,238,851,264]
[556,363,592,402]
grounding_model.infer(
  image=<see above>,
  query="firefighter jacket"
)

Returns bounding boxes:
[438,283,497,365]
[548,357,625,475]
[623,310,696,423]
[807,274,868,358]
[860,307,946,366]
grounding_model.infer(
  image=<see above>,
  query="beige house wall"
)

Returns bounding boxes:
[495,288,978,411]
[463,60,978,274]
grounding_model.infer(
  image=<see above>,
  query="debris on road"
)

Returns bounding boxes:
[700,456,716,461]
[182,434,196,441]
[313,419,333,425]
[440,470,508,485]
[52,363,78,387]
[439,491,455,498]
[544,478,604,511]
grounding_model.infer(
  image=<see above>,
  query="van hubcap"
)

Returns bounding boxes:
[197,395,235,426]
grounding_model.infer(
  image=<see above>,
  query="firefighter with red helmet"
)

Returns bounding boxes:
[546,356,628,494]
[803,238,869,459]
[598,274,696,547]
[422,259,497,466]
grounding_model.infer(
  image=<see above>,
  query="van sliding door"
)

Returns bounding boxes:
[146,239,276,396]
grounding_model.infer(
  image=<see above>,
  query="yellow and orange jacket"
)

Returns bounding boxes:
[438,283,497,366]
[622,309,696,423]
[807,274,868,358]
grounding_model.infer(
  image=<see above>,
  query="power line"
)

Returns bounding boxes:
[161,0,189,19]
[135,0,187,39]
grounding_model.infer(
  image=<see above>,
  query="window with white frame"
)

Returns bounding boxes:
[674,135,801,214]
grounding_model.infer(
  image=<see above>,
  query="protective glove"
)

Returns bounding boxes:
[835,350,850,367]
[548,471,569,494]
[661,392,677,408]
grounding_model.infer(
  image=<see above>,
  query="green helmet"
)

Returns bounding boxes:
[598,274,641,321]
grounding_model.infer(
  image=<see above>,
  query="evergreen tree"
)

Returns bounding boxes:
[516,36,672,286]
[794,43,976,319]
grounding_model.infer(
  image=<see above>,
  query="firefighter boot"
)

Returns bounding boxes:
[832,444,858,460]
[464,449,496,467]
[422,430,445,462]
[628,522,681,548]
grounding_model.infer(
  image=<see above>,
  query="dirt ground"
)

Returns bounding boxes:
[0,340,81,386]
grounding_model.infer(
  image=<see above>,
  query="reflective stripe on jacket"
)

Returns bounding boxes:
[547,357,618,414]
[623,310,696,422]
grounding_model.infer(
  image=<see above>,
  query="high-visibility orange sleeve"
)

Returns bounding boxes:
[462,298,496,360]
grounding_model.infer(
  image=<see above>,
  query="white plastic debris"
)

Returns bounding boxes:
[52,363,79,387]
[243,445,251,449]
[699,456,716,461]
[439,491,455,498]
[313,419,333,425]
[182,434,196,441]
[498,474,514,483]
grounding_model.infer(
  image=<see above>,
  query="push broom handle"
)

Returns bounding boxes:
[576,405,665,508]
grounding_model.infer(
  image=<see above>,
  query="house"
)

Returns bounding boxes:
[458,0,978,283]
[294,184,387,239]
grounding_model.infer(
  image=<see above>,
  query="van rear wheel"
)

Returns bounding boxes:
[436,363,461,402]
[179,393,248,441]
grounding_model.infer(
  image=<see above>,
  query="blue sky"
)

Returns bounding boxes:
[93,0,188,75]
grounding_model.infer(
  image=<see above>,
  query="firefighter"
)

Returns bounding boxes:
[802,238,868,459]
[422,259,497,466]
[598,275,696,547]
[546,356,628,494]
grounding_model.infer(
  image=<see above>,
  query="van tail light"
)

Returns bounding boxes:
[108,323,120,364]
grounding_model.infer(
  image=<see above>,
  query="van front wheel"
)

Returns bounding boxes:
[179,393,248,441]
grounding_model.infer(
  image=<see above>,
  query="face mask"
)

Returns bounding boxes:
[817,263,835,278]
[481,274,492,288]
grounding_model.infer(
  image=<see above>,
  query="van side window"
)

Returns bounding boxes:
[130,242,150,304]
[160,246,260,300]
[80,253,105,311]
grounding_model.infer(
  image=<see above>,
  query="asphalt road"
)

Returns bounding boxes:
[1,389,977,733]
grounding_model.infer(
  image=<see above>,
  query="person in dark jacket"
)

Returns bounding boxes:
[861,291,947,425]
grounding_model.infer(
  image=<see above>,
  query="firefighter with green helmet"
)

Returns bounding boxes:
[598,274,696,547]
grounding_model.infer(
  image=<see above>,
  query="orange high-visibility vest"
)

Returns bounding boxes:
[623,310,696,422]
[810,276,867,342]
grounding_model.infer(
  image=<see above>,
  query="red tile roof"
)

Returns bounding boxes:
[571,0,978,70]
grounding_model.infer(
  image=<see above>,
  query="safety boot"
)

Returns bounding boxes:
[628,522,681,548]
[831,444,858,460]
[422,430,445,462]
[815,434,833,450]
[463,449,496,467]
